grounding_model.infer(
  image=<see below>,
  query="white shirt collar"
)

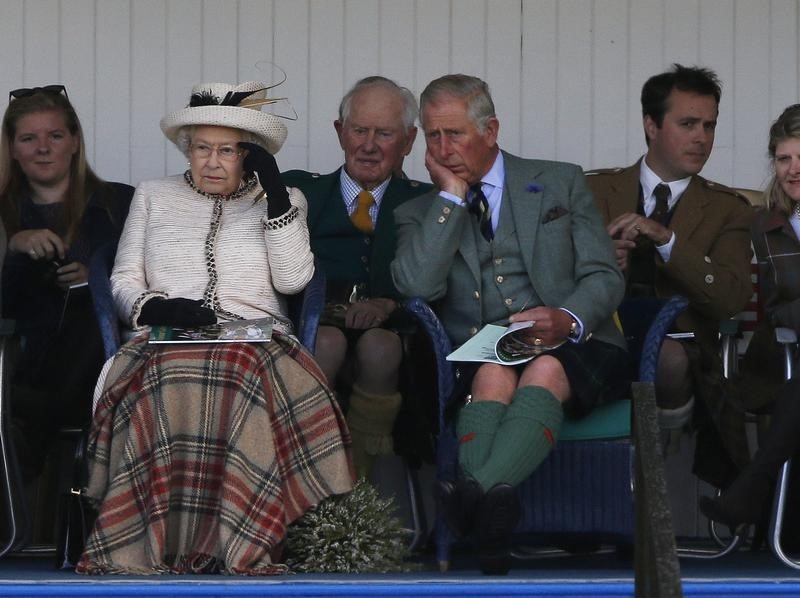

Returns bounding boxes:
[640,156,691,212]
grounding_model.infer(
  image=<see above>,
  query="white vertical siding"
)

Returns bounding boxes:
[1,0,798,189]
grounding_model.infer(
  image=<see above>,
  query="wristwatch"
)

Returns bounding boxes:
[568,319,580,341]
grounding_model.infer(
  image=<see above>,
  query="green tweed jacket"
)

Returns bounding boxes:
[391,151,625,349]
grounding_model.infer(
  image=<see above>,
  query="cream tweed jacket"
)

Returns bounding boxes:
[111,175,313,335]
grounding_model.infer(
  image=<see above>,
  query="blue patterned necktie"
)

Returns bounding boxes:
[469,183,493,242]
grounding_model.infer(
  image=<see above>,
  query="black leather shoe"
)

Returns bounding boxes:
[436,477,483,538]
[475,483,520,575]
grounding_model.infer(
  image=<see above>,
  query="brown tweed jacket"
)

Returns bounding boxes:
[586,160,755,484]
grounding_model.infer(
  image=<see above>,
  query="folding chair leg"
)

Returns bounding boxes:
[403,459,428,553]
[769,460,800,569]
[0,333,30,557]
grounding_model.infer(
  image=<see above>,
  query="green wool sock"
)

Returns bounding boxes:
[455,400,506,478]
[473,386,563,491]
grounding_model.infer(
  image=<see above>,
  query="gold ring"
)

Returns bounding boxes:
[534,338,543,346]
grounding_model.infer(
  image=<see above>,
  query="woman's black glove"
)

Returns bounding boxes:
[138,297,216,327]
[239,142,291,218]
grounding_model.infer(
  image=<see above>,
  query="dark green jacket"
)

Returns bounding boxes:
[283,168,432,301]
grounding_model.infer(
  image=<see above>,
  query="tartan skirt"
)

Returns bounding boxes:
[76,332,354,575]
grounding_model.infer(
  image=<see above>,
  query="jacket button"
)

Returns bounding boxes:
[469,326,478,336]
[364,237,371,245]
[443,206,452,215]
[473,291,480,300]
[704,256,711,263]
[361,256,368,263]
[496,275,504,284]
[495,257,503,265]
[438,216,446,223]
[704,274,714,284]
[504,298,513,306]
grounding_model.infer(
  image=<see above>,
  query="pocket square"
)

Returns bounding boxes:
[542,205,569,223]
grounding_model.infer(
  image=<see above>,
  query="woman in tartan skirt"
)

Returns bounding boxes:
[76,81,354,575]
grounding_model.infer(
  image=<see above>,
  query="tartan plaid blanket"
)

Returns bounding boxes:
[76,333,353,575]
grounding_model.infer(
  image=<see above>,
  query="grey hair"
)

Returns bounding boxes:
[419,74,496,133]
[175,125,264,158]
[338,76,418,131]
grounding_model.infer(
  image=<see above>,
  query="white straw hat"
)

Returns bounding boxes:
[160,81,288,155]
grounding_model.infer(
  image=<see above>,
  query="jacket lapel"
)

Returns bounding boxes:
[504,152,545,279]
[669,176,709,240]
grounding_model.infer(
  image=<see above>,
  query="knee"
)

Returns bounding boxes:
[315,326,347,358]
[656,340,691,382]
[354,328,403,374]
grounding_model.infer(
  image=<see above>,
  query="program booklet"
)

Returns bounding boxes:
[148,317,274,344]
[446,321,565,365]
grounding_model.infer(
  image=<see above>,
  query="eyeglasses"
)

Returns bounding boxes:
[9,84,68,102]
[189,142,243,162]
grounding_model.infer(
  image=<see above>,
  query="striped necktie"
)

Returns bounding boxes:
[469,184,493,242]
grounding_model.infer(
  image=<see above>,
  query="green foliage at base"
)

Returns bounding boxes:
[285,478,412,573]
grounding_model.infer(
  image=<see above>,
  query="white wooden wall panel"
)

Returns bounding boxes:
[308,0,344,174]
[487,0,522,156]
[131,0,167,186]
[556,1,593,166]
[627,0,665,160]
[521,1,557,160]
[94,0,131,185]
[0,2,24,101]
[273,0,310,171]
[61,0,96,165]
[697,0,734,186]
[591,0,629,170]
[24,1,60,87]
[164,0,203,176]
[0,0,798,191]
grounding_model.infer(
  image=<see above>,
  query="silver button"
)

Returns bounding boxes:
[704,274,714,284]
[496,275,504,284]
[494,258,503,265]
[437,216,446,223]
[361,256,368,263]
[704,256,711,263]
[504,298,513,306]
[364,237,371,245]
[473,291,480,300]
[443,206,452,215]
[469,326,478,335]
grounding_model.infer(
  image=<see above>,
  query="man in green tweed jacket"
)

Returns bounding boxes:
[283,76,432,478]
[391,74,628,574]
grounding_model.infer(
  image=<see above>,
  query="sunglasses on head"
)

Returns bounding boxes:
[8,85,68,102]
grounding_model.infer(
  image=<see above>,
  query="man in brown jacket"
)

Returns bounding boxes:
[587,64,753,488]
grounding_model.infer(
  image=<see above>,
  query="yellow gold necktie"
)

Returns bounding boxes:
[351,190,375,233]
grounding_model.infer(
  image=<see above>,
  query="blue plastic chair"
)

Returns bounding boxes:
[404,294,689,571]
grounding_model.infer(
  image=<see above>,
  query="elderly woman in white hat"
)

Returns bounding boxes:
[77,81,354,575]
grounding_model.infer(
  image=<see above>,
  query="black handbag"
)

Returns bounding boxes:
[54,435,96,570]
